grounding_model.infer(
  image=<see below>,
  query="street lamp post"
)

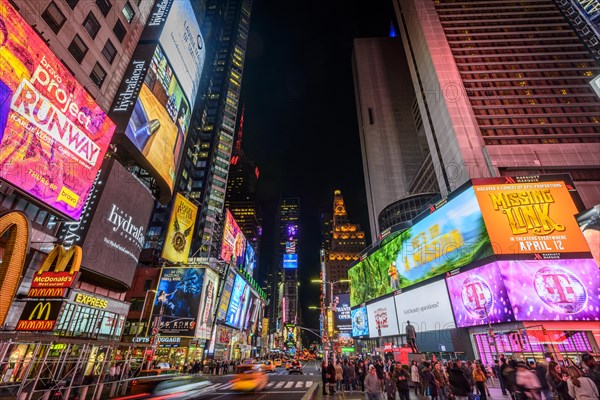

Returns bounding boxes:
[310,279,350,366]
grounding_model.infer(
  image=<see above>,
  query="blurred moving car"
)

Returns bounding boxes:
[288,360,303,375]
[262,361,276,373]
[230,364,268,392]
[115,376,212,399]
[136,368,179,378]
[273,358,282,367]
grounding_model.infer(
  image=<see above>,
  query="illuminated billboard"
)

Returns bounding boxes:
[162,193,197,263]
[576,205,600,267]
[244,243,256,274]
[225,274,249,329]
[333,293,352,333]
[110,0,204,201]
[196,268,218,340]
[0,0,115,219]
[366,296,399,338]
[351,306,369,337]
[446,263,515,328]
[283,253,298,269]
[499,259,599,322]
[153,267,206,337]
[76,160,154,290]
[394,279,455,333]
[216,269,236,322]
[349,186,492,306]
[221,210,247,267]
[473,179,590,255]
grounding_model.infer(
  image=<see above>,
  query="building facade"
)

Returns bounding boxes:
[393,0,600,207]
[352,37,432,241]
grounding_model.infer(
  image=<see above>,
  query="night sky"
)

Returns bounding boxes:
[240,1,395,338]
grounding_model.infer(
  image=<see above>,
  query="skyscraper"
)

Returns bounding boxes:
[326,190,366,296]
[279,197,300,329]
[352,37,434,241]
[394,0,600,207]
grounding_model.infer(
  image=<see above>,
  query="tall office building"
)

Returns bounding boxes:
[224,105,262,275]
[352,37,434,241]
[325,191,366,297]
[393,0,600,207]
[279,197,300,331]
[142,0,253,264]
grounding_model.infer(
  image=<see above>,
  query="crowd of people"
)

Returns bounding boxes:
[319,354,600,400]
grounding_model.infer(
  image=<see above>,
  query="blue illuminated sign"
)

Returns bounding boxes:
[283,254,298,269]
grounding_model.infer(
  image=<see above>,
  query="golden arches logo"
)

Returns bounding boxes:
[38,245,82,275]
[0,211,31,327]
[28,301,52,320]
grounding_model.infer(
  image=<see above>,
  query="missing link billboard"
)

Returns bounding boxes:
[0,0,115,219]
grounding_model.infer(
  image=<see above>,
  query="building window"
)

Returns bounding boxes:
[90,62,107,88]
[95,0,111,16]
[67,34,88,63]
[83,12,101,39]
[113,19,127,42]
[41,2,66,34]
[101,39,117,64]
[122,1,135,23]
[65,0,79,9]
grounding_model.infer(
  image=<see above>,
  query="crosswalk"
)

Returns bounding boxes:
[205,380,314,392]
[270,371,316,376]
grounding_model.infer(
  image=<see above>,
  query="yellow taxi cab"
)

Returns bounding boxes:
[230,364,268,392]
[273,358,282,367]
[262,361,276,373]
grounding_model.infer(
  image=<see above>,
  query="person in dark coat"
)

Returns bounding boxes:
[547,361,572,400]
[321,361,328,395]
[396,365,411,400]
[449,361,472,400]
[327,361,336,395]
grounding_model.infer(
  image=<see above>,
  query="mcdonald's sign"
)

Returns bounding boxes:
[28,245,82,298]
[0,211,31,327]
[16,300,63,331]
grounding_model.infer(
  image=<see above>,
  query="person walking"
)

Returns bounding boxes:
[582,354,600,394]
[434,362,450,400]
[321,361,328,395]
[516,362,542,400]
[474,364,489,400]
[449,361,473,400]
[349,361,357,391]
[534,361,553,400]
[335,360,344,393]
[358,360,367,392]
[343,361,351,392]
[566,366,599,400]
[547,361,572,400]
[386,371,398,400]
[327,361,336,395]
[366,365,382,400]
[499,358,509,396]
[396,365,411,400]
[413,360,422,396]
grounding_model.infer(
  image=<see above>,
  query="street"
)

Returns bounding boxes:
[197,362,320,400]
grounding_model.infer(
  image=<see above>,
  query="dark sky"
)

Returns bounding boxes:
[240,1,395,338]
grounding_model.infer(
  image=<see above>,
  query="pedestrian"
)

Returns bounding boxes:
[547,361,572,400]
[321,361,328,395]
[434,362,450,400]
[335,360,344,393]
[358,360,367,392]
[496,359,508,396]
[343,360,351,391]
[516,362,542,400]
[109,364,116,382]
[327,360,336,395]
[534,361,553,400]
[566,366,599,400]
[377,360,386,392]
[349,361,357,390]
[473,364,488,400]
[365,365,381,400]
[449,361,473,400]
[396,365,411,400]
[582,354,600,394]
[413,360,422,396]
[386,371,398,400]
[425,363,439,400]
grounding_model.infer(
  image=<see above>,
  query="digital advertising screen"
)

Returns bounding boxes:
[349,186,492,306]
[216,269,236,322]
[446,263,514,328]
[77,160,154,290]
[244,243,256,274]
[473,178,590,255]
[225,274,249,329]
[196,268,218,340]
[110,0,204,200]
[351,306,369,337]
[576,205,600,267]
[153,267,206,336]
[394,279,455,332]
[333,293,352,333]
[221,210,247,267]
[161,193,197,263]
[283,253,298,269]
[0,0,115,220]
[366,296,400,338]
[499,259,600,321]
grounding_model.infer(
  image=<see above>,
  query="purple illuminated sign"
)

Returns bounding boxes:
[446,263,514,328]
[499,259,600,321]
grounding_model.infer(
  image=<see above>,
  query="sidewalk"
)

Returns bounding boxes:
[313,383,509,400]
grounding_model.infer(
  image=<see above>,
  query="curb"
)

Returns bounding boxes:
[302,382,320,400]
